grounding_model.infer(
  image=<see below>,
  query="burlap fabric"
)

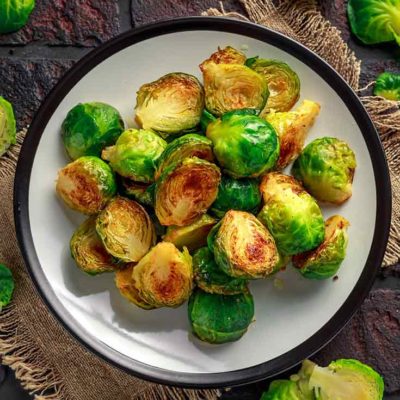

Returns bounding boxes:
[0,1,399,399]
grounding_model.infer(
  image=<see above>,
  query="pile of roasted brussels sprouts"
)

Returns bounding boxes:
[56,46,356,344]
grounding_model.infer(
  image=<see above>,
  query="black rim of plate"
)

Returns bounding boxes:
[14,17,392,388]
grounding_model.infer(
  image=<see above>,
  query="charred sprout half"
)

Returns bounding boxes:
[199,46,247,71]
[373,72,400,101]
[96,197,156,262]
[0,96,16,157]
[56,156,116,215]
[119,177,154,208]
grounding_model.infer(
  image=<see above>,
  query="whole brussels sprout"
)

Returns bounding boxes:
[373,72,400,101]
[258,173,325,256]
[0,0,35,34]
[293,215,349,280]
[265,100,320,169]
[155,134,214,180]
[102,129,166,183]
[261,380,304,400]
[292,137,357,204]
[0,264,15,310]
[188,288,254,344]
[119,177,154,208]
[96,197,156,262]
[199,46,247,71]
[206,110,279,178]
[0,96,16,157]
[209,210,279,279]
[210,175,262,218]
[135,73,204,139]
[132,242,193,308]
[62,102,124,160]
[70,217,121,275]
[155,157,221,226]
[193,247,248,295]
[56,156,116,215]
[246,57,300,113]
[163,214,217,252]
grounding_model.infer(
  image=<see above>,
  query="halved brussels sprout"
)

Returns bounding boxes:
[261,380,304,400]
[70,217,121,275]
[193,247,248,295]
[209,210,279,279]
[199,46,247,71]
[163,214,217,252]
[373,72,400,101]
[155,157,221,226]
[0,0,35,34]
[206,110,279,178]
[293,215,349,279]
[96,197,156,262]
[135,73,204,139]
[188,288,254,344]
[292,137,357,204]
[62,102,124,160]
[56,156,116,215]
[102,128,166,183]
[0,96,16,157]
[115,264,154,310]
[119,177,154,208]
[210,175,262,218]
[265,100,320,169]
[258,173,325,256]
[155,134,214,180]
[132,242,193,308]
[200,109,217,133]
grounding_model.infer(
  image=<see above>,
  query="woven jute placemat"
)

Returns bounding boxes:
[1,1,399,399]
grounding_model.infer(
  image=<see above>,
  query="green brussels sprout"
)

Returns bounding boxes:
[348,0,400,46]
[246,57,300,113]
[163,214,217,252]
[293,215,349,280]
[292,137,357,204]
[155,134,214,180]
[206,110,279,178]
[62,102,124,160]
[199,46,247,71]
[188,288,254,344]
[0,0,35,34]
[132,242,193,308]
[96,197,156,262]
[265,100,320,169]
[0,96,16,157]
[210,175,262,218]
[260,380,304,400]
[200,109,217,133]
[102,129,166,183]
[135,73,204,139]
[0,264,15,311]
[258,173,325,256]
[56,156,117,215]
[373,72,400,101]
[193,247,248,295]
[209,210,279,279]
[70,217,121,275]
[155,157,221,226]
[119,177,154,208]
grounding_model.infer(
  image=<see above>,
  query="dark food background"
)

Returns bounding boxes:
[0,0,399,399]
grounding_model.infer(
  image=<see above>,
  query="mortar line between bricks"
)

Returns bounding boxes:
[0,45,91,60]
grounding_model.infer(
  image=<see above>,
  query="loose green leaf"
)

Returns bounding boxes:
[0,264,15,310]
[374,72,400,101]
[0,0,35,34]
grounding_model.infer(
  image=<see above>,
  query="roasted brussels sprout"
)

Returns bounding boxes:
[210,175,262,218]
[206,110,279,178]
[260,380,304,400]
[374,72,400,101]
[188,288,254,344]
[0,96,16,157]
[265,100,320,169]
[56,156,116,214]
[246,58,300,113]
[293,215,349,280]
[115,264,154,310]
[155,157,221,226]
[102,129,166,183]
[70,217,121,275]
[0,264,15,310]
[155,134,214,180]
[209,210,279,279]
[0,0,35,34]
[292,137,357,204]
[200,109,217,133]
[96,197,156,262]
[135,73,204,139]
[132,242,193,308]
[258,173,325,256]
[62,102,124,160]
[163,214,217,252]
[200,46,247,70]
[119,177,154,208]
[193,247,248,295]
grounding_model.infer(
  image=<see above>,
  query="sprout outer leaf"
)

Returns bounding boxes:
[373,72,400,101]
[0,96,17,157]
[0,264,15,310]
[0,0,35,34]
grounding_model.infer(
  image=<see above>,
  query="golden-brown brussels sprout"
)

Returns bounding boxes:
[199,46,247,71]
[133,242,193,308]
[96,197,156,262]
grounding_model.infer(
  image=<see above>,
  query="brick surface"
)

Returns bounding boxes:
[0,0,120,46]
[320,0,351,42]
